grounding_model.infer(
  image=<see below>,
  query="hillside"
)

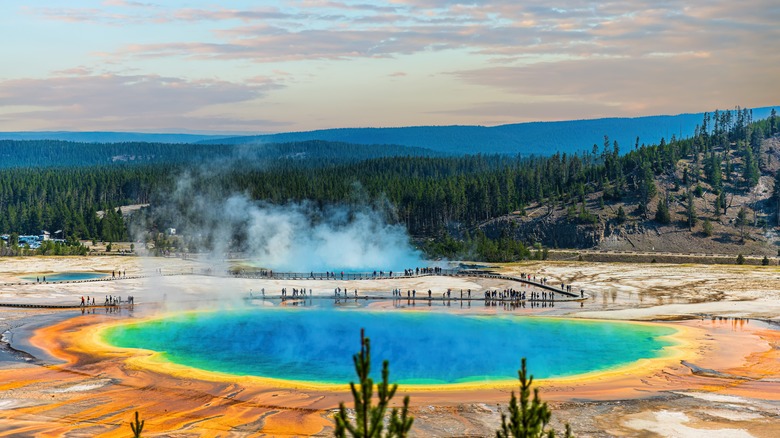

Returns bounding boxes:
[0,131,232,144]
[479,134,780,258]
[202,107,777,156]
[2,107,774,158]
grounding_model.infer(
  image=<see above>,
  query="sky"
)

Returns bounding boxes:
[0,0,777,133]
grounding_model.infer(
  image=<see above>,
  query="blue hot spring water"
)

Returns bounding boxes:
[23,272,107,281]
[104,308,676,384]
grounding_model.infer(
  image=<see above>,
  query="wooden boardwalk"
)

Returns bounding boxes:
[0,270,587,308]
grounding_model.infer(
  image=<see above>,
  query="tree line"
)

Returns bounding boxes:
[0,107,776,260]
[0,139,440,169]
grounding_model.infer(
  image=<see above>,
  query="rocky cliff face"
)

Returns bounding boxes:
[480,216,607,248]
[479,211,777,255]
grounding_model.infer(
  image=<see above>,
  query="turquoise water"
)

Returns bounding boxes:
[23,272,107,281]
[104,309,676,384]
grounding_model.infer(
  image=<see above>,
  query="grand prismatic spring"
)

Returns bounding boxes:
[102,308,677,385]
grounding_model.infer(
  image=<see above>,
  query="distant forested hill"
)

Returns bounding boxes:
[2,107,774,158]
[0,131,232,143]
[201,107,777,156]
[0,139,441,168]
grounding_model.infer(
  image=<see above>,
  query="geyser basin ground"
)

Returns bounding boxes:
[103,308,678,386]
[4,257,779,436]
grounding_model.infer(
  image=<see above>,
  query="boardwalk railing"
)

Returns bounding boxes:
[227,269,451,281]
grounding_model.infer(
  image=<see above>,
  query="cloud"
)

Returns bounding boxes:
[451,51,779,116]
[120,26,474,62]
[84,0,774,67]
[25,1,780,65]
[0,72,285,132]
[50,66,95,76]
[28,7,134,24]
[25,4,295,25]
[11,1,780,129]
[102,0,157,7]
[167,7,299,23]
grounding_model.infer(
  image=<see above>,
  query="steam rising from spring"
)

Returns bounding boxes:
[146,173,424,272]
[219,196,423,272]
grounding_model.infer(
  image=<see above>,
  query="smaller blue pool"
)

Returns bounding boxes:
[22,272,108,282]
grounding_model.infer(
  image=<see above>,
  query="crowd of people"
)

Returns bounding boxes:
[247,280,582,303]
[232,266,453,280]
[281,287,311,298]
[333,287,358,298]
[484,289,555,302]
[402,267,443,276]
[79,295,135,307]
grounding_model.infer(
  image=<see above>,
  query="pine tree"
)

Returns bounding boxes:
[655,198,671,224]
[496,358,573,438]
[773,170,780,225]
[742,146,759,188]
[702,219,713,237]
[686,191,697,230]
[707,153,722,191]
[637,162,656,217]
[130,411,145,438]
[713,192,722,218]
[616,206,626,223]
[334,329,413,438]
[724,156,732,182]
[736,207,748,242]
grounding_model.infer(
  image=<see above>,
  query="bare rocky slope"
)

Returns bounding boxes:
[479,136,780,258]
